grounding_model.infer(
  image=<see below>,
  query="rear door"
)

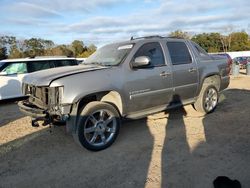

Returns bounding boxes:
[0,62,28,99]
[166,41,198,102]
[124,42,173,113]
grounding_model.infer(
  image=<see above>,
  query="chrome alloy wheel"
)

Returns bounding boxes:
[83,109,117,147]
[204,87,218,112]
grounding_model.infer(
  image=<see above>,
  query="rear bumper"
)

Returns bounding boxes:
[18,101,47,119]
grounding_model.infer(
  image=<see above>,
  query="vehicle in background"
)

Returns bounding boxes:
[210,52,250,70]
[76,58,87,64]
[0,56,78,100]
[233,56,250,69]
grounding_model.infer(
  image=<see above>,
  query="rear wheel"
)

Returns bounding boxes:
[74,101,120,151]
[193,85,218,114]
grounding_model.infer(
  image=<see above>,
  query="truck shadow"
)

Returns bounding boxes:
[161,89,250,187]
[0,117,154,188]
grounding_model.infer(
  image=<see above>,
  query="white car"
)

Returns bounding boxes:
[76,58,87,64]
[0,56,78,100]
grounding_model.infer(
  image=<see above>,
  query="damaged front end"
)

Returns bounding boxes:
[18,83,70,127]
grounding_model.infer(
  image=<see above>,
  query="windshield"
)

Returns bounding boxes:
[84,43,134,66]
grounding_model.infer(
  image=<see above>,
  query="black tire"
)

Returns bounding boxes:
[73,101,120,151]
[193,85,219,114]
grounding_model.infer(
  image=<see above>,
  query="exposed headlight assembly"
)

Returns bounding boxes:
[48,86,64,107]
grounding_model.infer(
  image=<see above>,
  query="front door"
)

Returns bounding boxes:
[124,42,173,113]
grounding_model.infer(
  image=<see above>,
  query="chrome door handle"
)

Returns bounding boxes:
[160,71,171,77]
[189,67,197,73]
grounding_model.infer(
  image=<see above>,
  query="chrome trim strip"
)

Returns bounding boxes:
[130,88,173,100]
[174,83,197,90]
[129,83,197,100]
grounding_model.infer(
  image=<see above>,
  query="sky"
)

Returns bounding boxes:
[0,0,249,47]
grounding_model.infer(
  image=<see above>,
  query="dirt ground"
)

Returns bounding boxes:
[0,73,250,188]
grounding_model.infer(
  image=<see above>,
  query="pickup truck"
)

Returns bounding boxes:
[18,36,230,151]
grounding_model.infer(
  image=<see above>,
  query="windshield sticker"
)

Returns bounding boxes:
[118,44,133,50]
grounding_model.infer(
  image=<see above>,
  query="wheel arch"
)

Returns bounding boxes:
[67,90,124,133]
[198,74,221,95]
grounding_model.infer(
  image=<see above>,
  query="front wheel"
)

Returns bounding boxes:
[74,101,120,151]
[193,85,219,114]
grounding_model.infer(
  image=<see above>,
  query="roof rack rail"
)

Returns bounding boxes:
[130,35,165,40]
[130,35,185,40]
[166,36,185,39]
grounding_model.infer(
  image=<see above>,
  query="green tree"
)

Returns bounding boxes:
[51,45,74,57]
[230,32,250,51]
[43,40,54,49]
[0,47,7,60]
[88,44,97,52]
[8,47,23,59]
[7,39,25,58]
[79,44,97,58]
[71,40,85,57]
[0,36,16,47]
[23,38,45,57]
[0,36,19,57]
[191,33,222,52]
[169,30,191,39]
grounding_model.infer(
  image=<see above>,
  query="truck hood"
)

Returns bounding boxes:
[22,65,108,86]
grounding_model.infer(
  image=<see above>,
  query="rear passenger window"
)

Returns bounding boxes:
[134,42,165,67]
[52,60,78,67]
[167,42,192,65]
[28,61,51,72]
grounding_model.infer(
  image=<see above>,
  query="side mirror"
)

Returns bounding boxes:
[0,72,7,76]
[131,56,151,68]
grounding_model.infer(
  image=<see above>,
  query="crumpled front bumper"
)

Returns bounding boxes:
[18,101,48,119]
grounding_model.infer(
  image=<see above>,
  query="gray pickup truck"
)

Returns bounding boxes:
[18,36,230,151]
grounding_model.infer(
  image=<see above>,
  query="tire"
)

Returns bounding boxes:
[73,101,120,151]
[193,84,219,114]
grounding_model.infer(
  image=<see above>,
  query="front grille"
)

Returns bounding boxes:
[22,84,63,110]
[22,84,48,109]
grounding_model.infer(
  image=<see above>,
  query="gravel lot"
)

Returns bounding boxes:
[0,74,250,188]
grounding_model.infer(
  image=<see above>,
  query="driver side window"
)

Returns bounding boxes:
[134,42,165,67]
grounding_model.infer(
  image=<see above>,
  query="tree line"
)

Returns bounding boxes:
[170,30,250,53]
[1,30,250,60]
[0,36,97,60]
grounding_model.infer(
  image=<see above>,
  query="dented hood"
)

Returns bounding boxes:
[22,65,108,86]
